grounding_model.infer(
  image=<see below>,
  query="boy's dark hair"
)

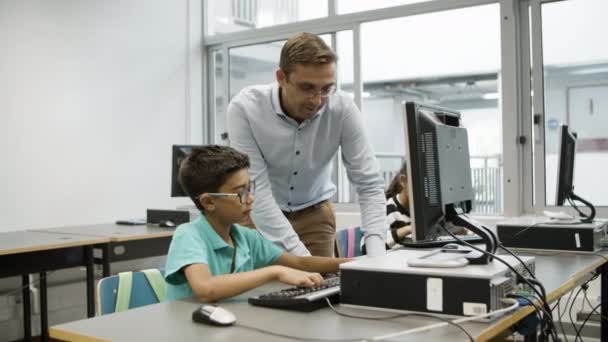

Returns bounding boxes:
[385,160,408,199]
[178,145,250,211]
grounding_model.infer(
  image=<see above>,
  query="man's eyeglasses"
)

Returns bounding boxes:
[288,79,337,98]
[201,181,255,205]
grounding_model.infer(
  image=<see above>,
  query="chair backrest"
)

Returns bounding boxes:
[335,226,363,258]
[97,269,166,315]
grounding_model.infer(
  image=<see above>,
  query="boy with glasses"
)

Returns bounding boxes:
[164,145,351,302]
[227,32,387,257]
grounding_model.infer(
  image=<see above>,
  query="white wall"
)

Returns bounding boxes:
[0,0,202,232]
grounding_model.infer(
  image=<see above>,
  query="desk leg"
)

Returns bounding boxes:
[85,246,95,317]
[602,262,608,341]
[22,274,31,342]
[102,243,110,277]
[39,272,48,342]
[523,331,537,342]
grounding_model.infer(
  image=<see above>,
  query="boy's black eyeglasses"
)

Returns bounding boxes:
[201,181,255,205]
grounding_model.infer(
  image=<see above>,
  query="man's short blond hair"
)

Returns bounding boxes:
[279,32,338,76]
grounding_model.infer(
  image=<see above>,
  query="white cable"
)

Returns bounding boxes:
[371,298,520,341]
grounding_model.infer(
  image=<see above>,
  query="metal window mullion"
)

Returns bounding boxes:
[328,0,337,17]
[500,0,524,217]
[222,46,230,145]
[530,0,547,211]
[330,28,340,203]
[345,23,363,203]
[352,23,362,110]
[517,0,535,214]
[206,47,218,144]
[201,0,209,144]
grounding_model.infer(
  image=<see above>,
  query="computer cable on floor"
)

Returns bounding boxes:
[0,271,56,297]
[567,272,600,342]
[582,282,608,322]
[573,300,606,342]
[555,298,569,342]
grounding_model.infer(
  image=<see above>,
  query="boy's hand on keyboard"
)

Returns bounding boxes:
[275,266,324,287]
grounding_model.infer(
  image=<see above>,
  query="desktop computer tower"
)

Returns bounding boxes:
[496,216,606,253]
[339,250,534,319]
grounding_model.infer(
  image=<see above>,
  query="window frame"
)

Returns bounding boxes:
[203,0,526,216]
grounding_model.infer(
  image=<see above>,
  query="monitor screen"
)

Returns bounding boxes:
[555,124,577,206]
[171,145,199,197]
[402,102,474,242]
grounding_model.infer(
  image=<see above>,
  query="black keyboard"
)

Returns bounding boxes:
[248,274,340,312]
[397,234,483,248]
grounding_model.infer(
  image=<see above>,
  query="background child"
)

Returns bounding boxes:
[384,161,412,248]
[384,160,469,248]
[164,145,350,302]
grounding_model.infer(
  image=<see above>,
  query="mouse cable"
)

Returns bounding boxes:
[234,322,368,342]
[324,298,474,342]
[370,298,519,341]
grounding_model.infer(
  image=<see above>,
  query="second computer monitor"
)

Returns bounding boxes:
[171,145,200,197]
[555,124,577,206]
[402,102,474,242]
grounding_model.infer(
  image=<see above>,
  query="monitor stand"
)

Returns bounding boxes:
[444,205,498,265]
[569,192,596,223]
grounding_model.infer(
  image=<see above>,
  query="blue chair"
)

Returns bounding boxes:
[96,269,166,315]
[335,226,364,258]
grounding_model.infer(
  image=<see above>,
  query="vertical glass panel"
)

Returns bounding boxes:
[542,0,608,206]
[207,0,328,36]
[338,0,434,15]
[212,50,229,144]
[335,31,355,203]
[360,4,502,214]
[228,41,283,99]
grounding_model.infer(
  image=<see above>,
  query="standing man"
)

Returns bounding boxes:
[227,32,386,257]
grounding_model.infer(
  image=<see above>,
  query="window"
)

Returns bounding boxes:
[207,0,328,36]
[538,0,608,207]
[358,4,502,214]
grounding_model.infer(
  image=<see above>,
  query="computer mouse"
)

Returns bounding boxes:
[442,243,460,250]
[158,220,176,228]
[192,304,236,326]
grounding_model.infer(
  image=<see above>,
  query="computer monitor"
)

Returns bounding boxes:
[554,124,595,222]
[402,102,497,265]
[171,145,199,197]
[555,125,576,206]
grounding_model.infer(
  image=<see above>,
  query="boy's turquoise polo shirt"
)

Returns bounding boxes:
[164,215,284,301]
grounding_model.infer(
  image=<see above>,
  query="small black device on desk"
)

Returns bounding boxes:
[398,233,483,248]
[248,274,340,312]
[146,209,190,228]
[115,219,146,226]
